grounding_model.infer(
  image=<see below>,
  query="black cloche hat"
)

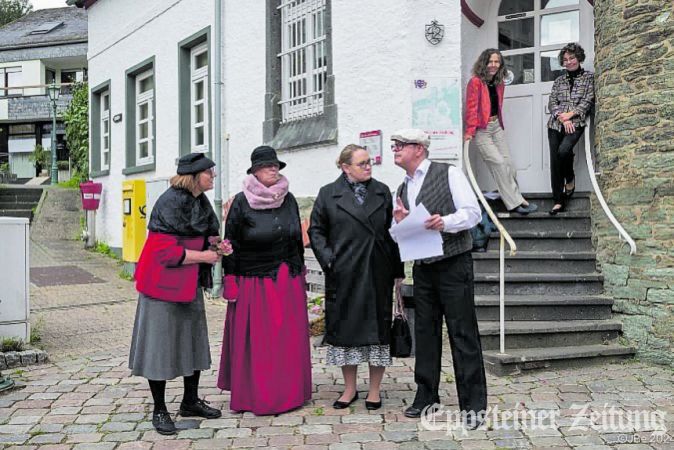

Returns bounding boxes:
[247,145,286,174]
[177,153,216,175]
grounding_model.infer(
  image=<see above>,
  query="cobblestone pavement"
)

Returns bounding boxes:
[0,237,670,449]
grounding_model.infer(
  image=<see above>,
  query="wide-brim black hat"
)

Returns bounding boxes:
[247,145,286,174]
[177,152,216,175]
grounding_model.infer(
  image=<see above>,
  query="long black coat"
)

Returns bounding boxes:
[309,176,404,347]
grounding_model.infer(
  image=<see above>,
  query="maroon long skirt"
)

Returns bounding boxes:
[217,263,312,415]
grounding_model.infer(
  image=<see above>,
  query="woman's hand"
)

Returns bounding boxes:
[463,133,473,142]
[200,249,221,265]
[563,120,576,134]
[558,112,574,123]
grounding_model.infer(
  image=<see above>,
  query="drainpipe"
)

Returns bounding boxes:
[211,0,224,297]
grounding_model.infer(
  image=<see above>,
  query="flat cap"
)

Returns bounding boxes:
[177,152,216,175]
[390,128,430,148]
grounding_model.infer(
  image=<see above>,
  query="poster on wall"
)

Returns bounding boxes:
[359,130,383,165]
[411,77,462,165]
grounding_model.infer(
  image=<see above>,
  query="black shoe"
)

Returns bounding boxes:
[333,392,359,409]
[152,410,177,435]
[464,413,486,430]
[365,397,382,410]
[549,203,566,215]
[179,398,222,419]
[403,404,438,418]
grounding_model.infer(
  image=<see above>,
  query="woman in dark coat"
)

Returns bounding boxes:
[547,42,594,214]
[217,146,312,415]
[130,153,223,435]
[309,144,404,411]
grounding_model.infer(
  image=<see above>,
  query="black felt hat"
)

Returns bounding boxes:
[177,153,216,175]
[247,146,286,174]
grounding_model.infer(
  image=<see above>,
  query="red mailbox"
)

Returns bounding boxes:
[80,181,103,211]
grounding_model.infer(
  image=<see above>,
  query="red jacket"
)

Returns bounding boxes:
[134,231,206,302]
[464,76,505,138]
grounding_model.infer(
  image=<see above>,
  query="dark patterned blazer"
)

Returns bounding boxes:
[547,69,595,132]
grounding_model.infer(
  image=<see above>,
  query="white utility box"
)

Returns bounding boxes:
[0,217,30,341]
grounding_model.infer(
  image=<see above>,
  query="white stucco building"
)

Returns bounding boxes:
[75,0,595,253]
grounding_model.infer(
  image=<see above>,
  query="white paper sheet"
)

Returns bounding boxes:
[390,203,444,262]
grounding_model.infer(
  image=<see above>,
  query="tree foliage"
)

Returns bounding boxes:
[0,0,32,27]
[63,82,89,179]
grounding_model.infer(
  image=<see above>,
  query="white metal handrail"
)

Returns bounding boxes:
[584,117,637,255]
[463,140,516,354]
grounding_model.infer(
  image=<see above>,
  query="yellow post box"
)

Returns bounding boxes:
[122,180,147,263]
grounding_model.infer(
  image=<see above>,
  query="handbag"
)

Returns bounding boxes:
[390,281,412,358]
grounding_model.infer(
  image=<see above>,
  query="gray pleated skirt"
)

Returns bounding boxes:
[128,289,211,380]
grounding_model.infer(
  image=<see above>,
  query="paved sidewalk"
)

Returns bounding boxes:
[2,341,673,449]
[0,230,670,449]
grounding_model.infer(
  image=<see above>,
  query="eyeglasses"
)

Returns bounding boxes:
[350,159,372,168]
[391,142,413,152]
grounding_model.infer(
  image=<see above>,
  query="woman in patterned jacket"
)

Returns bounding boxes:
[547,43,595,214]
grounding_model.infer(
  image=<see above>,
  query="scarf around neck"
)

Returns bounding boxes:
[243,174,289,210]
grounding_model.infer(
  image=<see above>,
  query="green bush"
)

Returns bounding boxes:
[1,337,25,352]
[0,162,9,174]
[57,177,81,189]
[28,144,50,170]
[63,82,89,178]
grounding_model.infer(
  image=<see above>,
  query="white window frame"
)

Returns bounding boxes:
[277,0,327,122]
[100,90,110,171]
[0,67,23,97]
[135,69,154,165]
[190,43,209,153]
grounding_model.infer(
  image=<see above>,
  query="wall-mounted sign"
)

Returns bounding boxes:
[359,130,383,165]
[412,77,462,165]
[112,113,123,123]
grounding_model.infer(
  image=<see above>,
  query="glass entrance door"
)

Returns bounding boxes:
[485,0,593,193]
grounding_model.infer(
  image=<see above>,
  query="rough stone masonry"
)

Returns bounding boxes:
[594,0,674,365]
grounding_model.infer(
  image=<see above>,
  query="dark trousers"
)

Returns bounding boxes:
[548,127,585,204]
[411,251,487,415]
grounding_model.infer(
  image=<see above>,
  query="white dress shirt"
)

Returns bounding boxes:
[391,159,481,236]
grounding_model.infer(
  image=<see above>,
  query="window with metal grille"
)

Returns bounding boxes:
[278,0,327,122]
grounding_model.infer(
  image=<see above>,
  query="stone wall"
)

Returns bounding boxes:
[593,0,674,365]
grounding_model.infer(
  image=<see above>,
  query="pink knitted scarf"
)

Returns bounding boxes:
[242,174,289,210]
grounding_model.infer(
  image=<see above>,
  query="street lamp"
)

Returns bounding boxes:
[47,83,60,185]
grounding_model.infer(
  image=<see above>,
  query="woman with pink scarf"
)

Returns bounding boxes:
[217,145,312,415]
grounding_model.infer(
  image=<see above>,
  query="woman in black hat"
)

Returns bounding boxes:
[217,146,312,415]
[130,152,224,435]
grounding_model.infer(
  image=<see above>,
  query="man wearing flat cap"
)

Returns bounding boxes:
[389,128,487,428]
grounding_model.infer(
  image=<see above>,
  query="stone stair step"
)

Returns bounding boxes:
[483,344,637,376]
[494,213,591,233]
[0,209,32,219]
[473,251,596,273]
[474,295,613,321]
[0,201,39,210]
[487,193,591,212]
[478,319,623,350]
[474,273,603,295]
[486,234,593,252]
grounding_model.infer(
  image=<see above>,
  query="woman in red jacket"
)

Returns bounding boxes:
[129,153,224,435]
[464,49,537,215]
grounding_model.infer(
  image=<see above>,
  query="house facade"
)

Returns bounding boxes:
[78,0,673,366]
[0,7,88,180]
